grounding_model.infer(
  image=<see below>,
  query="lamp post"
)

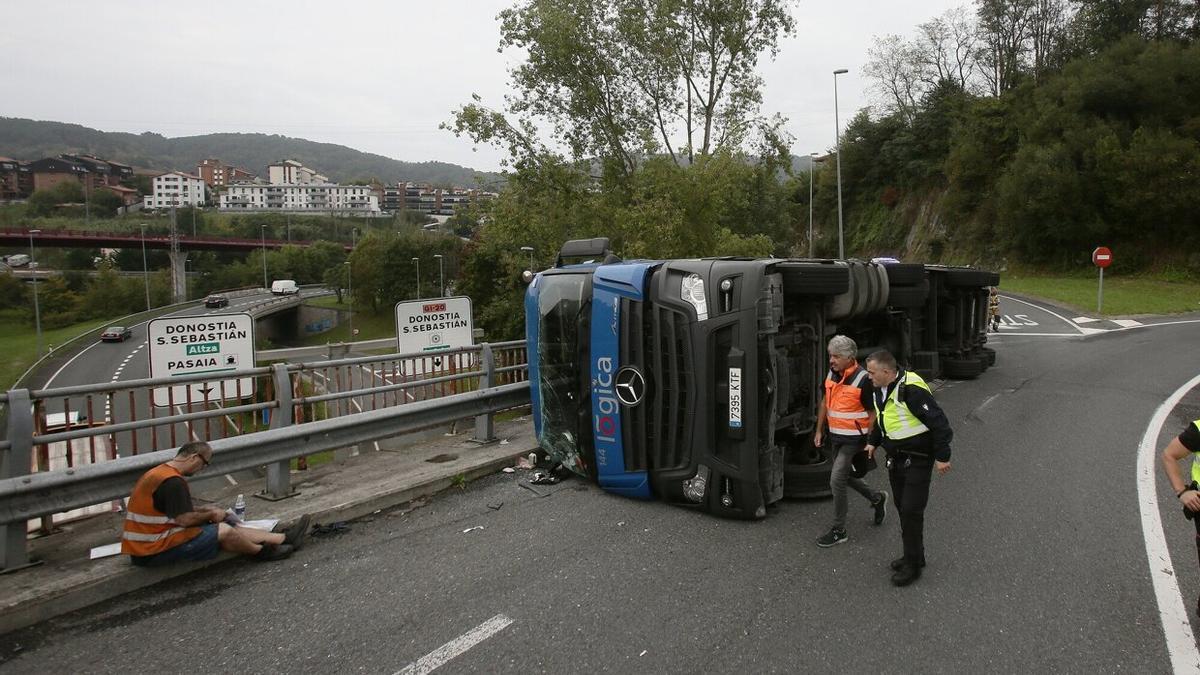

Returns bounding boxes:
[412,257,420,299]
[808,152,818,257]
[183,257,190,301]
[344,261,353,342]
[434,253,444,297]
[260,224,268,289]
[520,245,534,271]
[833,68,849,260]
[28,229,42,358]
[139,223,151,310]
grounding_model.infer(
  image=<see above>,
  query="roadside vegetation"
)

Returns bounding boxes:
[1000,271,1200,316]
[0,309,113,388]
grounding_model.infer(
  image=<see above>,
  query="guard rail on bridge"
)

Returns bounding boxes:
[0,340,531,570]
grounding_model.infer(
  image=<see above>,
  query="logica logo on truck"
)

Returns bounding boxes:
[594,356,619,467]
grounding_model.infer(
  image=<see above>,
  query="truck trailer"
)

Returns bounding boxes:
[524,238,998,519]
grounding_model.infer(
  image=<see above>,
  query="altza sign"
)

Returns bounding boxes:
[148,314,256,406]
[394,296,474,355]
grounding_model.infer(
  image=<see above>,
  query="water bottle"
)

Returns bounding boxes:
[234,494,246,521]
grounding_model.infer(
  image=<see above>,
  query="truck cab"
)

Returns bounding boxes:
[525,238,995,519]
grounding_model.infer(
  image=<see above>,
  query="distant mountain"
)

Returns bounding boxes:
[0,117,502,188]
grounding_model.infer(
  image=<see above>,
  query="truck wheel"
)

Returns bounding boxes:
[943,269,988,288]
[943,357,984,380]
[981,346,997,366]
[886,281,928,308]
[882,263,925,286]
[776,263,849,296]
[783,447,833,499]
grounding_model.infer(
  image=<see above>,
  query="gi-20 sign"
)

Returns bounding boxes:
[147,314,256,407]
[394,297,474,355]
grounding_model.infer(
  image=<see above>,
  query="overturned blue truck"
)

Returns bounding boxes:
[525,238,998,519]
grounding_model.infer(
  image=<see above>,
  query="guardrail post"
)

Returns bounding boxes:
[2,390,34,570]
[260,364,297,501]
[473,344,498,444]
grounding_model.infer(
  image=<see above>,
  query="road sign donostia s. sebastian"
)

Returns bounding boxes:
[1092,246,1113,268]
[148,313,256,407]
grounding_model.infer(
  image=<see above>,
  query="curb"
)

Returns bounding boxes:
[0,445,532,636]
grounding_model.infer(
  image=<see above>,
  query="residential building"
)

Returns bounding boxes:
[219,183,379,213]
[28,157,90,193]
[101,184,141,207]
[197,158,256,188]
[0,157,33,200]
[143,171,207,209]
[60,155,133,188]
[267,159,327,185]
[390,182,494,215]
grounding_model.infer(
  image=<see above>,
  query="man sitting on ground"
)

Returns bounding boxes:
[122,441,309,566]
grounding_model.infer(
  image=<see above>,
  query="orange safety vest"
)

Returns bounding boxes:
[823,363,871,437]
[121,463,202,557]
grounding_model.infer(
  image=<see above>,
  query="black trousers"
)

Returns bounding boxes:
[887,454,934,564]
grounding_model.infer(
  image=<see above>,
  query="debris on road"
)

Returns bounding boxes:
[462,525,485,533]
[518,481,548,498]
[487,502,504,511]
[502,467,516,473]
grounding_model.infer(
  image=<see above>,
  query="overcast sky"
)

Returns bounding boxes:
[1,0,967,172]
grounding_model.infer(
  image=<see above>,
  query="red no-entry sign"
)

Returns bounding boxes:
[1092,246,1113,268]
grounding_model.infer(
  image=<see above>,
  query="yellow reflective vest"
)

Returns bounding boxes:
[873,370,932,441]
[1190,420,1200,484]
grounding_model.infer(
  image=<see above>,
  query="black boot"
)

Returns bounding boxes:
[890,556,926,570]
[891,562,922,587]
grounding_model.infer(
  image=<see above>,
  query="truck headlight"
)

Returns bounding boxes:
[680,273,708,321]
[682,464,711,503]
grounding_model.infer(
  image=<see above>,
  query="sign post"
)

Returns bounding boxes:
[148,314,256,407]
[1092,246,1112,313]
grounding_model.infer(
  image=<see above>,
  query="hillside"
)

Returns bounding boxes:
[0,117,502,188]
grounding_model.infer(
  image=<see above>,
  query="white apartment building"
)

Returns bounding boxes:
[219,183,380,213]
[143,171,207,209]
[267,159,327,185]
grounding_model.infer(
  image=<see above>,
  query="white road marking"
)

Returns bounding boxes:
[1073,316,1098,324]
[395,614,513,675]
[1000,295,1087,334]
[1137,372,1200,674]
[1114,319,1143,328]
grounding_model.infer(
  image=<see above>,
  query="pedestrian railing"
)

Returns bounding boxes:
[0,340,531,570]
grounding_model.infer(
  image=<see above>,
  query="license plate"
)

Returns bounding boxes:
[728,367,742,428]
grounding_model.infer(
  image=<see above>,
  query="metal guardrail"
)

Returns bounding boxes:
[0,339,531,570]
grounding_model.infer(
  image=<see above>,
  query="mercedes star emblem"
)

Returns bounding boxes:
[615,367,646,407]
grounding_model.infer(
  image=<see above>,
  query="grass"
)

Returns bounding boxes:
[291,297,398,347]
[0,310,115,389]
[1000,271,1200,316]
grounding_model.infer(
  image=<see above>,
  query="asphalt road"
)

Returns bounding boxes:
[5,297,1200,672]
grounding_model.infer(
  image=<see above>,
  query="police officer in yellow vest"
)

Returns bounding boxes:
[1159,418,1200,616]
[864,350,953,587]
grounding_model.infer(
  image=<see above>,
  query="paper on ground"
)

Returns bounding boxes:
[89,542,122,559]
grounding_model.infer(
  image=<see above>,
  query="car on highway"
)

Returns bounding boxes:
[99,326,133,342]
[204,294,230,308]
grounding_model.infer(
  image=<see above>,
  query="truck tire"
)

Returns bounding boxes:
[886,281,928,308]
[784,445,833,499]
[776,262,849,296]
[943,269,988,288]
[882,263,926,286]
[943,357,984,379]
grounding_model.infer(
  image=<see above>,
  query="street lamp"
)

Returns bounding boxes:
[344,261,353,342]
[808,152,819,257]
[28,229,42,358]
[412,257,420,298]
[260,224,268,289]
[433,254,444,297]
[833,68,849,260]
[520,245,534,271]
[139,223,151,310]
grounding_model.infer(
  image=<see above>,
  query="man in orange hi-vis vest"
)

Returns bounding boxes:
[122,441,310,566]
[814,335,888,548]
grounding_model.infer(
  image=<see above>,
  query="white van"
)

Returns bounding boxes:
[270,279,299,295]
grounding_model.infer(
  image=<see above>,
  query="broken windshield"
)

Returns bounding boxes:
[536,273,592,476]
